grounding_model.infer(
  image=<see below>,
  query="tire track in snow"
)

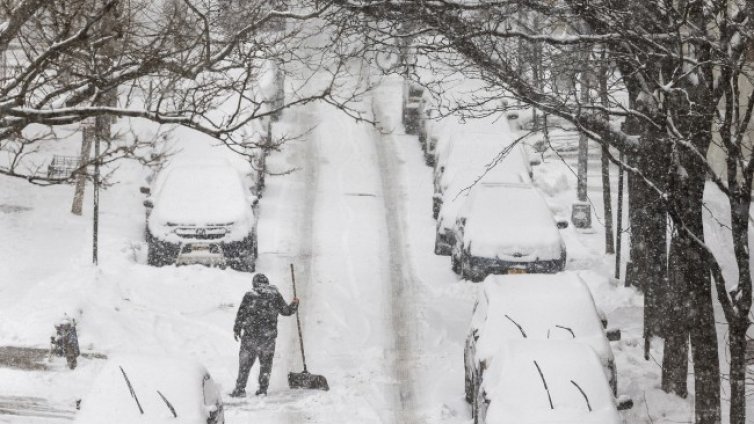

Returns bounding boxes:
[373,122,422,423]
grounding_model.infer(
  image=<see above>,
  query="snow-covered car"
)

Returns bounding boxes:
[450,183,567,281]
[423,113,453,167]
[474,340,631,424]
[464,272,621,411]
[433,144,533,247]
[143,161,258,271]
[75,355,224,424]
[431,129,530,219]
[402,81,427,135]
[418,104,439,151]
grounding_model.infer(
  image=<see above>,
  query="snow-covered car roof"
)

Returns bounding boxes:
[473,272,612,367]
[441,142,532,197]
[460,184,562,259]
[75,355,221,424]
[437,153,532,234]
[433,117,510,166]
[151,163,252,226]
[441,131,513,184]
[482,340,622,424]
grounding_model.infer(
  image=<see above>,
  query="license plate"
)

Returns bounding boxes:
[507,268,528,275]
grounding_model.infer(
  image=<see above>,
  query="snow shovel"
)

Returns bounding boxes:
[287,264,329,391]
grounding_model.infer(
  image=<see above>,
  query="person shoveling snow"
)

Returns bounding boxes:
[230,273,298,397]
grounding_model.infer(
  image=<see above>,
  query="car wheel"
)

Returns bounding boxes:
[461,253,472,280]
[147,242,162,267]
[434,234,446,256]
[451,251,461,274]
[462,254,484,282]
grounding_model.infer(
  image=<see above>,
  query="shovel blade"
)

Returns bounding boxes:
[288,371,329,391]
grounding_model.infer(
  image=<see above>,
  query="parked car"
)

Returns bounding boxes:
[474,340,632,424]
[422,115,452,167]
[429,116,510,184]
[464,272,621,412]
[402,82,426,135]
[142,161,258,271]
[75,355,224,424]
[451,183,567,281]
[433,140,533,223]
[418,104,439,150]
[432,131,520,219]
[434,148,533,256]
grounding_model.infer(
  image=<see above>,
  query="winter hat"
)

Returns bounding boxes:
[252,273,269,288]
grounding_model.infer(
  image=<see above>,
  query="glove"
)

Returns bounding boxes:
[292,298,300,306]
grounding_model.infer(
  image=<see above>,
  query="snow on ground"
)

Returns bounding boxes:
[2,59,751,424]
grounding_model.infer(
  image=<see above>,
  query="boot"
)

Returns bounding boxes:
[229,388,246,398]
[255,388,267,396]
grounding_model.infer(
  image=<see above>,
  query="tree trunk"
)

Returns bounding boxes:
[663,130,720,423]
[631,129,670,337]
[729,321,747,424]
[661,235,689,397]
[598,48,614,253]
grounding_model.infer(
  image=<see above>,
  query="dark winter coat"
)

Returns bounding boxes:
[233,285,297,340]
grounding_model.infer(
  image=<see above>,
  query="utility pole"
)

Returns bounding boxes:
[91,0,119,264]
[71,124,94,215]
[93,119,101,265]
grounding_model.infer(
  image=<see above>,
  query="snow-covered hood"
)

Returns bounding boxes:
[148,165,254,242]
[75,355,218,424]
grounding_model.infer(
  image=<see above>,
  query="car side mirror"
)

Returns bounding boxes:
[616,395,633,411]
[140,186,150,195]
[606,328,621,342]
[143,199,154,209]
[556,220,569,229]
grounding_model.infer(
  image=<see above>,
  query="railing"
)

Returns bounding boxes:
[47,155,82,179]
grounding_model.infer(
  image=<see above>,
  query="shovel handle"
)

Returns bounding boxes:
[290,264,308,373]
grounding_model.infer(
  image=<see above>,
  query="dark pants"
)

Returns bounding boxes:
[235,335,276,392]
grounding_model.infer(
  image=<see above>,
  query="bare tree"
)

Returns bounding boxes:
[329,1,754,423]
[0,0,363,185]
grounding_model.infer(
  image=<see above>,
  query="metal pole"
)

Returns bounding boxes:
[615,150,625,280]
[93,119,100,265]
